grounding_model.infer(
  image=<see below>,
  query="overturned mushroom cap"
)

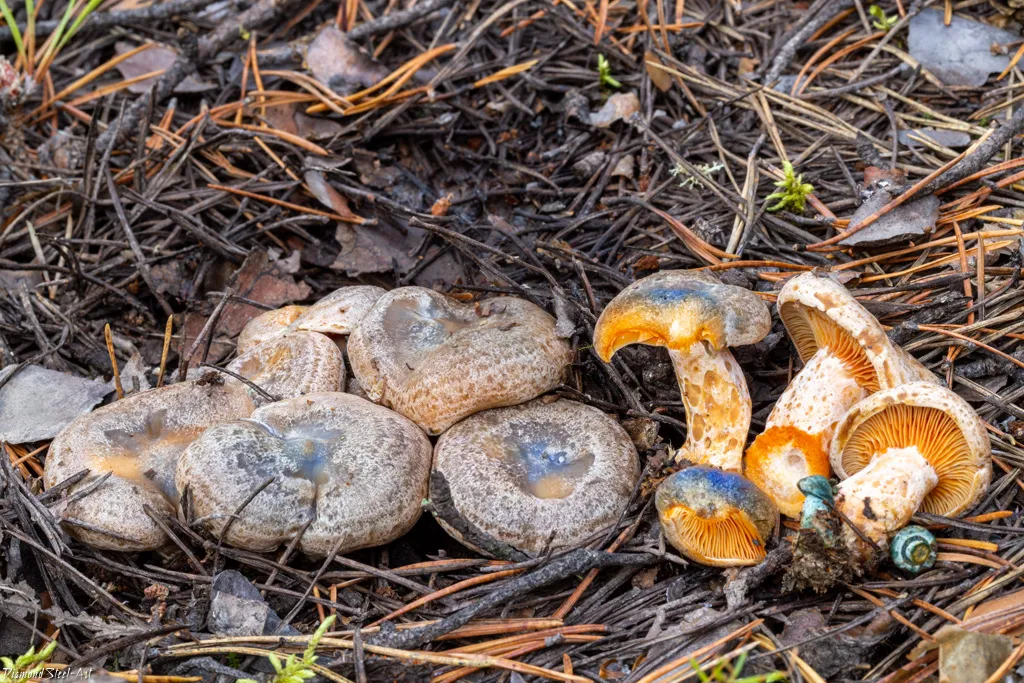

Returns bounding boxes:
[656,466,777,567]
[593,269,771,361]
[348,287,573,434]
[227,331,344,403]
[237,305,308,355]
[176,392,432,556]
[778,272,936,391]
[432,398,639,555]
[832,382,991,517]
[235,286,386,355]
[44,381,255,551]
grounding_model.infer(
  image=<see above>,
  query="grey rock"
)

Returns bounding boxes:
[909,9,1018,86]
[208,570,298,636]
[0,365,109,444]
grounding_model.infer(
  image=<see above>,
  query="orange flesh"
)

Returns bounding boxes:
[744,425,829,517]
[660,503,766,566]
[595,298,724,361]
[841,404,974,515]
[781,304,879,392]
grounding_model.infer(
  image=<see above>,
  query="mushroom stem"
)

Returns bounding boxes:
[834,446,938,562]
[669,343,749,473]
[745,347,868,517]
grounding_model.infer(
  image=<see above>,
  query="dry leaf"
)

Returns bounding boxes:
[0,365,109,443]
[263,102,344,140]
[431,194,453,216]
[304,169,361,221]
[644,51,672,92]
[589,92,640,128]
[306,26,390,95]
[114,42,213,94]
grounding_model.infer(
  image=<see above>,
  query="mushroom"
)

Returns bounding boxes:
[43,381,255,551]
[348,287,573,434]
[745,272,937,518]
[227,331,344,402]
[176,392,432,556]
[656,465,778,567]
[237,305,308,354]
[830,382,991,564]
[592,270,771,472]
[236,286,385,355]
[431,398,639,556]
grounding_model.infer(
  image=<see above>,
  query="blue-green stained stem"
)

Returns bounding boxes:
[891,525,937,573]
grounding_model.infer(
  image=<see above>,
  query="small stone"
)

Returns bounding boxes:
[208,570,298,636]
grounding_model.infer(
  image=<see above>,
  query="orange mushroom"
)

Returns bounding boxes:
[830,382,991,564]
[593,270,771,472]
[745,272,937,518]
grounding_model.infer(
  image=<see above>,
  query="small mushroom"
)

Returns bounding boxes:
[745,272,937,518]
[348,288,573,434]
[227,331,344,402]
[830,382,991,563]
[43,381,255,551]
[235,286,385,354]
[237,305,308,354]
[431,398,639,555]
[656,465,778,567]
[176,392,432,556]
[593,270,771,472]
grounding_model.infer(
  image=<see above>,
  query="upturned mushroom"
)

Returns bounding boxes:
[227,330,345,402]
[656,465,778,567]
[431,398,639,556]
[745,272,937,518]
[593,270,771,472]
[830,382,991,564]
[348,287,573,435]
[44,381,255,551]
[176,392,432,556]
[236,285,386,354]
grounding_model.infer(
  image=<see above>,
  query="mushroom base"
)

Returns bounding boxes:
[669,344,749,473]
[835,446,937,563]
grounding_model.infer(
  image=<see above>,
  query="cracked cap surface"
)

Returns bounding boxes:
[176,392,432,556]
[44,381,255,551]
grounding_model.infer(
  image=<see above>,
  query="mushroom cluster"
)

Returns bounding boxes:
[592,269,991,572]
[44,284,641,560]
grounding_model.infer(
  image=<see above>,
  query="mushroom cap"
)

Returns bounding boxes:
[432,398,639,555]
[227,331,345,403]
[237,305,308,355]
[348,287,573,434]
[778,272,936,391]
[655,465,778,567]
[593,269,771,362]
[830,382,992,517]
[291,285,387,336]
[235,286,386,355]
[176,392,432,556]
[44,381,255,551]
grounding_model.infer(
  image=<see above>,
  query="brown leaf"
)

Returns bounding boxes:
[183,250,311,362]
[304,169,361,221]
[644,51,672,92]
[589,92,640,128]
[330,222,418,276]
[306,26,391,95]
[114,42,213,94]
[263,102,345,140]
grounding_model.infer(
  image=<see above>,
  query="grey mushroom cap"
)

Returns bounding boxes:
[44,381,255,551]
[348,287,573,434]
[227,331,345,403]
[176,392,432,556]
[432,398,640,556]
